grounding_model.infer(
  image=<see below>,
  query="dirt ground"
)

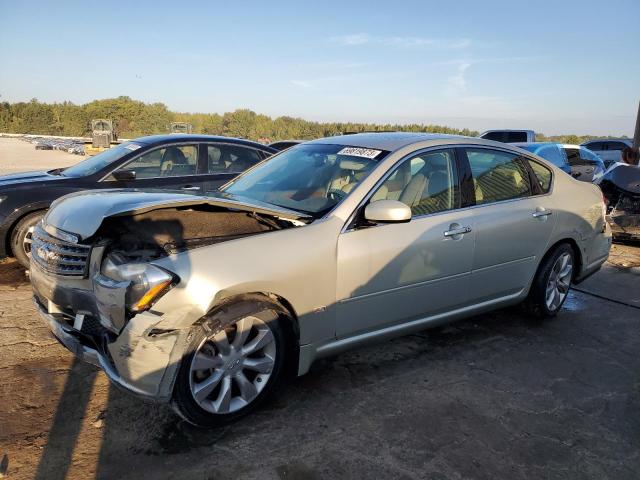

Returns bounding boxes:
[0,138,80,175]
[1,248,640,480]
[1,140,640,479]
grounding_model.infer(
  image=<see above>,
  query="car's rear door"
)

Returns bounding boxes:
[199,143,268,193]
[335,148,475,338]
[104,143,205,192]
[463,147,556,303]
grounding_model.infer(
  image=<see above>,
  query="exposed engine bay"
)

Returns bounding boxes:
[92,205,302,262]
[600,165,640,240]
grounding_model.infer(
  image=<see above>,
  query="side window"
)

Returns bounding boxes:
[371,149,459,216]
[207,145,262,174]
[609,142,627,151]
[466,148,532,205]
[587,141,603,151]
[565,148,581,165]
[118,145,198,178]
[527,160,552,193]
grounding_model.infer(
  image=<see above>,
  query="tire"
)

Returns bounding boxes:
[10,211,45,269]
[172,305,288,427]
[526,243,575,319]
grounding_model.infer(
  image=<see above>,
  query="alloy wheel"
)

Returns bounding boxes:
[189,315,276,414]
[22,226,35,257]
[545,252,573,311]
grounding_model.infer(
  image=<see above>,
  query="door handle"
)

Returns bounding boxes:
[181,185,200,191]
[532,209,553,218]
[444,226,472,237]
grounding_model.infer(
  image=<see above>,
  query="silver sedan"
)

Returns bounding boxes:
[31,132,611,427]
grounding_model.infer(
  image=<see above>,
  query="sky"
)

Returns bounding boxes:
[0,0,638,135]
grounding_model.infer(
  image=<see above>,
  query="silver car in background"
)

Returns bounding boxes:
[31,133,611,427]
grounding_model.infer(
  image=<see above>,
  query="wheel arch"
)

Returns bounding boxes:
[5,204,49,256]
[539,237,584,281]
[194,292,301,375]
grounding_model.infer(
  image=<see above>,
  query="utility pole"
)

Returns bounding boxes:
[634,100,640,149]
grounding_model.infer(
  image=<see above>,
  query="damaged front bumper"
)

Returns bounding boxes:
[31,257,189,402]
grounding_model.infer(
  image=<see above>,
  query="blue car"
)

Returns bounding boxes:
[513,142,572,176]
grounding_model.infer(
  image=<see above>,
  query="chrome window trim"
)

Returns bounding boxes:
[340,143,555,234]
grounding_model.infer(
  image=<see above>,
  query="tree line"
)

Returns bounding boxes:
[0,96,624,144]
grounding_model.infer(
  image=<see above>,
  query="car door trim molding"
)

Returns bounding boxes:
[318,289,525,356]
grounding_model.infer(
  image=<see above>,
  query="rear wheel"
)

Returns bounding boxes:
[172,306,287,427]
[526,244,574,318]
[10,211,45,269]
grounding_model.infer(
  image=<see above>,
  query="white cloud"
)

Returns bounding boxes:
[331,34,470,49]
[331,33,370,45]
[291,80,312,88]
[446,62,471,93]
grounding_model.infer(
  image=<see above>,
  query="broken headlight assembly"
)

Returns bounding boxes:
[101,255,177,312]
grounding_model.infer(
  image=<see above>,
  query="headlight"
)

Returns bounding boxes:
[101,256,176,312]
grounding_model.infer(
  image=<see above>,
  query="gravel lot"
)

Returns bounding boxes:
[0,137,80,175]
[1,140,639,479]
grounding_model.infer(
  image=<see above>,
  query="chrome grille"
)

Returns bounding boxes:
[31,225,91,277]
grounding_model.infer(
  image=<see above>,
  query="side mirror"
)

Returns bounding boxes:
[364,200,412,224]
[112,170,136,181]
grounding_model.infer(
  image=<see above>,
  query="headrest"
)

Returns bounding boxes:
[339,159,368,171]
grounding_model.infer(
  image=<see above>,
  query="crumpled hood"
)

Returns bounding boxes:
[0,170,65,187]
[44,189,310,241]
[603,165,640,195]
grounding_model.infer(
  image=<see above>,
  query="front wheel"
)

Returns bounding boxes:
[10,211,45,269]
[526,244,575,318]
[172,307,287,427]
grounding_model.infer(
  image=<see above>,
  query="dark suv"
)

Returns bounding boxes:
[0,134,276,267]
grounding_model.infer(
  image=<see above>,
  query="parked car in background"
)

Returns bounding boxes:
[479,130,536,143]
[581,139,633,169]
[0,134,276,268]
[269,140,304,151]
[562,145,605,183]
[32,132,611,427]
[513,143,572,176]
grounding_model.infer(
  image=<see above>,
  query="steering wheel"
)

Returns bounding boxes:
[327,189,348,202]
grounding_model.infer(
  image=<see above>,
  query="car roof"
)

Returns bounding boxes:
[582,138,631,143]
[307,132,486,152]
[132,134,275,151]
[512,142,559,147]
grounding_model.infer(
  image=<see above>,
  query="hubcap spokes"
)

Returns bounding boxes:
[23,226,35,256]
[545,253,573,311]
[189,316,276,414]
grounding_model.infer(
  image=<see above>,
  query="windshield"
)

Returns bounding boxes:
[222,143,388,215]
[61,142,142,177]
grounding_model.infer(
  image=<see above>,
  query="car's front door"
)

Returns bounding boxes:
[463,147,556,304]
[335,148,475,338]
[105,143,205,193]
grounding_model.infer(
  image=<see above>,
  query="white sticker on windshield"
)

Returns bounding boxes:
[124,143,141,151]
[338,147,382,159]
